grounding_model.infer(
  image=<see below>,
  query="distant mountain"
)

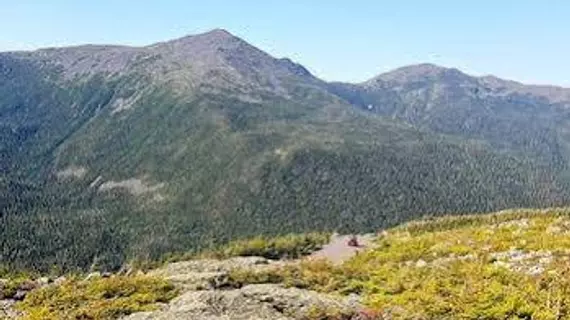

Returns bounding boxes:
[1,30,570,272]
[329,63,570,166]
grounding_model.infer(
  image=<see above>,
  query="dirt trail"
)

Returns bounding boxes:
[309,233,376,264]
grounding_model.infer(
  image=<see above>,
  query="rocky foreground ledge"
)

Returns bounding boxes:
[122,256,361,320]
[0,257,361,320]
[0,236,371,320]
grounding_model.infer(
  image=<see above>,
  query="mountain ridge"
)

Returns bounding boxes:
[4,29,569,92]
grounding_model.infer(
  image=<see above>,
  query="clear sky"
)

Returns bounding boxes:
[1,0,569,85]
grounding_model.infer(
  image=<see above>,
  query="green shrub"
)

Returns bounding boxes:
[169,232,331,262]
[214,232,331,260]
[226,268,284,288]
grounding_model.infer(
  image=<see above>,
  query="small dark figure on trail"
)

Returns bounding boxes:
[347,235,359,247]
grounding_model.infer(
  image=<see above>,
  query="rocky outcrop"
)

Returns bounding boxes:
[149,256,284,290]
[122,256,360,320]
[2,237,369,319]
[0,299,20,319]
[491,249,554,275]
[122,284,356,320]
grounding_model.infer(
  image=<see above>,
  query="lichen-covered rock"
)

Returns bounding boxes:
[17,280,38,292]
[491,249,553,275]
[152,257,272,276]
[53,276,67,286]
[0,299,20,319]
[159,271,229,290]
[149,257,281,290]
[122,284,356,320]
[36,277,51,286]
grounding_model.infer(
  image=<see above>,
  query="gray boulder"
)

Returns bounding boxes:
[122,284,356,320]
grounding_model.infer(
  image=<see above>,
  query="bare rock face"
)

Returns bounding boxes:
[122,284,355,320]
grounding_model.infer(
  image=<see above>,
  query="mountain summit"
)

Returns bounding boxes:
[366,63,467,84]
[2,30,570,271]
[362,63,570,105]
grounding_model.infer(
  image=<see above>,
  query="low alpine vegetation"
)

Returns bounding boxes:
[160,232,331,265]
[16,275,178,320]
[206,232,331,260]
[228,209,570,319]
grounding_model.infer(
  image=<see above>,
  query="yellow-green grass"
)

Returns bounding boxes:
[231,208,570,319]
[16,275,178,320]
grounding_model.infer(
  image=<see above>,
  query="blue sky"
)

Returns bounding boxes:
[1,0,569,85]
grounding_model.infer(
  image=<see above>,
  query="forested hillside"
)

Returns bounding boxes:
[2,30,570,272]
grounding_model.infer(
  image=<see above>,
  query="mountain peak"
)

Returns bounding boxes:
[202,28,234,38]
[138,28,319,95]
[185,28,238,43]
[146,28,242,51]
[396,63,449,73]
[368,63,467,85]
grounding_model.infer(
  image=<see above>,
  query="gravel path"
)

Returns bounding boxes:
[309,233,376,264]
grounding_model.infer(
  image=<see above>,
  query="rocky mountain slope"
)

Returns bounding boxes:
[2,29,570,272]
